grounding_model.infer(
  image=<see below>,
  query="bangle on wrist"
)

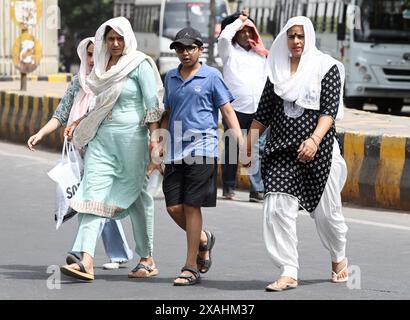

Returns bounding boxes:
[311,133,322,142]
[309,136,320,149]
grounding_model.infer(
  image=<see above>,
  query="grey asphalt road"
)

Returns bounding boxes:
[1,141,410,301]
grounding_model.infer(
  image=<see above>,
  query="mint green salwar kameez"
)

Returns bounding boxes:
[70,60,162,258]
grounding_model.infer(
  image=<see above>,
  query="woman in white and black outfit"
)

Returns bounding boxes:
[246,16,349,291]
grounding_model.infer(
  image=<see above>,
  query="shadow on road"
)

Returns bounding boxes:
[298,279,331,286]
[0,265,331,290]
[0,264,52,280]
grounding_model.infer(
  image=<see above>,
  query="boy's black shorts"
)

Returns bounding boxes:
[163,157,217,208]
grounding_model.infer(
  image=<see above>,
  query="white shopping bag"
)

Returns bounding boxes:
[47,138,83,229]
[146,169,163,197]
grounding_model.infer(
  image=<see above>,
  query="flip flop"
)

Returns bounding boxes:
[60,262,94,281]
[65,253,80,265]
[128,263,159,278]
[265,281,298,292]
[197,230,215,274]
[332,258,349,283]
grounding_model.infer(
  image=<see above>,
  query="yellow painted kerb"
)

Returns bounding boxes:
[9,94,20,138]
[341,133,365,201]
[375,136,406,208]
[18,95,29,138]
[28,96,40,136]
[48,74,68,83]
[0,93,11,138]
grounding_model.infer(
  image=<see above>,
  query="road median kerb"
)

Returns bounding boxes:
[0,73,71,83]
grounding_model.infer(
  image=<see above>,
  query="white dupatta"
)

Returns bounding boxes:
[73,17,163,148]
[67,37,95,125]
[266,16,345,119]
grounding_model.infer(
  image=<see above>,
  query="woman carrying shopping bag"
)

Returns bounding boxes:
[47,136,83,229]
[59,17,164,281]
[27,37,133,270]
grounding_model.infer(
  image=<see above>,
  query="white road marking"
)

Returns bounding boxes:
[0,149,56,165]
[232,199,410,231]
[343,217,410,231]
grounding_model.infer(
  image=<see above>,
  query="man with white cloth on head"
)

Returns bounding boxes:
[218,9,268,202]
[245,16,349,292]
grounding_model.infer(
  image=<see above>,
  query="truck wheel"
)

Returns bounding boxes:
[345,97,364,110]
[377,99,403,115]
[377,105,389,114]
[390,105,403,115]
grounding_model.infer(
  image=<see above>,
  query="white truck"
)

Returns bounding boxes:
[335,0,410,113]
[243,0,410,114]
[114,0,231,77]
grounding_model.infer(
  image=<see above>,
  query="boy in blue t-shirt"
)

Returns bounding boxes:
[160,27,243,286]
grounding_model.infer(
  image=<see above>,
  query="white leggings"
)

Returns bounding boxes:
[263,139,348,280]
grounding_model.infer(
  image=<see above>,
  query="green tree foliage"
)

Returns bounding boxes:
[59,0,113,38]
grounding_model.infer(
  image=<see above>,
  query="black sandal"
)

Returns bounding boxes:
[173,266,201,286]
[65,253,80,265]
[196,230,216,273]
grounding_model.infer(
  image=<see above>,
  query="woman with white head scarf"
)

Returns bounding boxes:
[28,37,134,271]
[60,17,164,281]
[246,16,349,291]
[27,37,95,150]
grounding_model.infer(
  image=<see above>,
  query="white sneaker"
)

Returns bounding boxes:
[102,262,120,270]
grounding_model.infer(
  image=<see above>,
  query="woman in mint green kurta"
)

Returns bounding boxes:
[71,61,158,252]
[73,61,159,216]
[60,17,163,281]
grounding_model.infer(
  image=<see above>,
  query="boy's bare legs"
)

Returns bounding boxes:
[174,204,202,284]
[168,204,207,284]
[167,204,186,229]
[167,205,210,272]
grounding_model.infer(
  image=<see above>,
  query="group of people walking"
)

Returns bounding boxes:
[28,11,349,291]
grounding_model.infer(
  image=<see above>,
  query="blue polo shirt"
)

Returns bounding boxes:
[163,63,234,163]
